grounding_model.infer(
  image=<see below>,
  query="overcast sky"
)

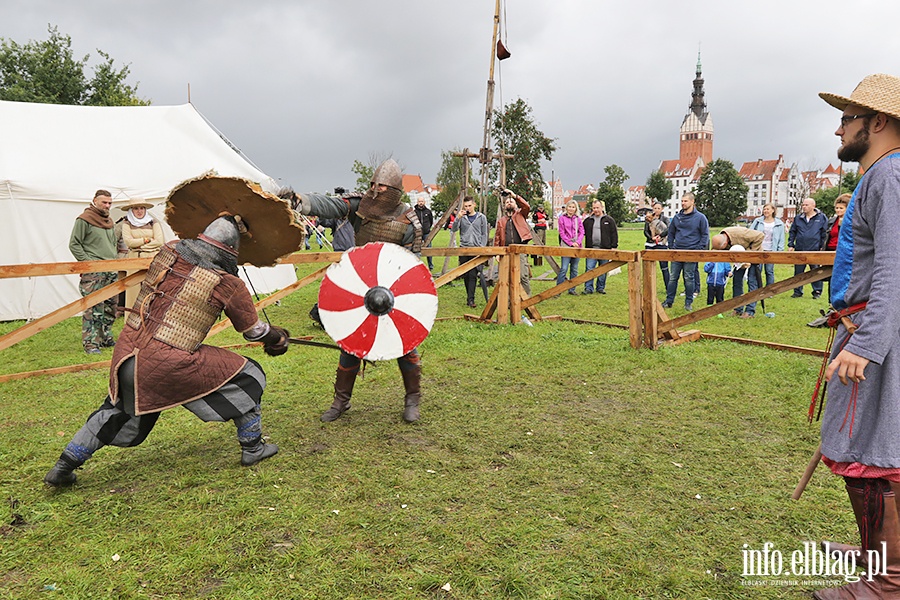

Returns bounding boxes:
[3,0,900,194]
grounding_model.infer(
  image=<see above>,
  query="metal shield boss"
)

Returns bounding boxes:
[318,242,438,360]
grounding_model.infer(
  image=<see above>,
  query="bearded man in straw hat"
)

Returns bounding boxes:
[810,74,900,599]
[44,215,290,487]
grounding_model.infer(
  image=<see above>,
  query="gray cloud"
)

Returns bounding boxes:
[3,0,898,193]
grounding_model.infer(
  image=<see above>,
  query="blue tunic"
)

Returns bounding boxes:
[821,153,900,467]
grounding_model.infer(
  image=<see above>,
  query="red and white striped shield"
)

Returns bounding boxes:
[318,242,438,360]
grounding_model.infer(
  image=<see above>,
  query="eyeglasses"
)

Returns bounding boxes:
[840,113,877,126]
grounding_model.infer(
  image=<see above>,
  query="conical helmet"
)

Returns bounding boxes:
[372,159,402,191]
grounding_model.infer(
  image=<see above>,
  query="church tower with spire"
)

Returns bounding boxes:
[679,52,714,166]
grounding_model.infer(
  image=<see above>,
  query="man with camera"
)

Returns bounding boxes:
[493,188,533,295]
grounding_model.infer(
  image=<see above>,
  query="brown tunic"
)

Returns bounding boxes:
[109,251,260,415]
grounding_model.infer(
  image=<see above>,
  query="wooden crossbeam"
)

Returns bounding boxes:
[0,271,146,352]
[0,257,151,279]
[521,261,626,308]
[657,266,831,335]
[433,256,490,289]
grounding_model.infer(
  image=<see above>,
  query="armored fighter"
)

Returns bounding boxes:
[44,176,300,486]
[283,159,426,423]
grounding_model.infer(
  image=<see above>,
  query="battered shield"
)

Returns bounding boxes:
[318,242,438,361]
[165,172,304,267]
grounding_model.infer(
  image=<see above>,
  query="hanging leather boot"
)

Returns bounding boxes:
[321,363,358,422]
[43,453,81,487]
[814,478,900,599]
[399,353,421,423]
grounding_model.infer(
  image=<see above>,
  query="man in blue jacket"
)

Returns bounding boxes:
[788,197,828,298]
[663,193,709,311]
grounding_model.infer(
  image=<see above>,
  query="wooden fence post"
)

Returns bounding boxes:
[496,253,511,324]
[628,256,642,349]
[641,257,658,348]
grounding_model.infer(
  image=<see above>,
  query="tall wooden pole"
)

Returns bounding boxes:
[479,0,502,214]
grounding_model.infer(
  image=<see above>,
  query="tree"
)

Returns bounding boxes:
[431,149,476,216]
[595,164,631,224]
[0,26,148,106]
[813,170,860,217]
[645,170,674,205]
[693,159,749,227]
[350,160,375,193]
[490,98,557,205]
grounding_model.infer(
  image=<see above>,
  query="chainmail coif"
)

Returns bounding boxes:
[175,239,239,276]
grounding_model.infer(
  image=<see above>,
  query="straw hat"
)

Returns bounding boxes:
[819,73,900,121]
[121,197,155,210]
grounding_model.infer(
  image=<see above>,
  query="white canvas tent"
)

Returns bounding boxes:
[0,100,298,322]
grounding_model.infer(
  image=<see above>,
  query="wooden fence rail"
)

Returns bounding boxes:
[0,246,837,381]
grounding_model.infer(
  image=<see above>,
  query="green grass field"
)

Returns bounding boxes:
[0,230,846,599]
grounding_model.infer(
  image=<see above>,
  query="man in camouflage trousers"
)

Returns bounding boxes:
[69,190,118,354]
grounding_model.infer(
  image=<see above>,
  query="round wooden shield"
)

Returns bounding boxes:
[318,242,438,360]
[165,173,304,267]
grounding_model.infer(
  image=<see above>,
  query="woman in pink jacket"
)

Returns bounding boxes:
[555,200,584,295]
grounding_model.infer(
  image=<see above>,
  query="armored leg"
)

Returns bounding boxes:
[398,349,421,423]
[322,352,360,422]
[44,393,159,486]
[234,405,278,466]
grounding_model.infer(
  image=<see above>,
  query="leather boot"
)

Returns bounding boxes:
[820,541,867,570]
[43,454,81,486]
[821,492,870,568]
[321,365,357,422]
[240,438,279,466]
[400,361,421,423]
[814,479,900,599]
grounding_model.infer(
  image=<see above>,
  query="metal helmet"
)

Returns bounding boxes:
[357,159,406,220]
[371,159,403,191]
[200,215,241,255]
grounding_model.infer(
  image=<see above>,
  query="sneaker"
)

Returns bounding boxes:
[568,290,579,296]
[661,302,673,309]
[598,290,606,294]
[732,310,743,317]
[684,304,693,311]
[85,348,101,355]
[466,301,476,308]
[741,313,755,319]
[812,292,822,299]
[583,290,594,295]
[791,293,803,298]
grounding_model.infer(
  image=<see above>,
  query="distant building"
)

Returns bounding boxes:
[656,53,713,218]
[543,178,565,214]
[679,53,714,167]
[737,155,802,219]
[401,174,439,206]
[626,185,648,213]
[571,184,595,213]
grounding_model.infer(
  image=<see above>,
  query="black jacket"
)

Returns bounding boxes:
[583,215,618,249]
[413,205,434,236]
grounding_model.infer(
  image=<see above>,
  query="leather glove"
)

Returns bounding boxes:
[262,325,290,356]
